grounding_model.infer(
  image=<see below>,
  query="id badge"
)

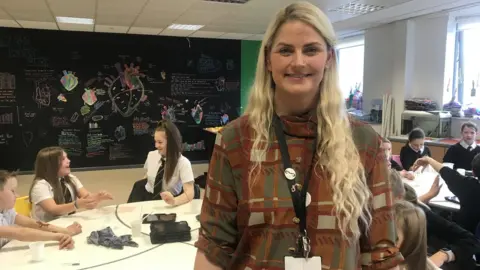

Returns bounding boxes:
[285,256,322,270]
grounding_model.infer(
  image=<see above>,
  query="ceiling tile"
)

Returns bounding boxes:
[159,28,196,37]
[128,27,163,35]
[143,0,195,13]
[243,34,264,40]
[0,8,11,20]
[58,22,94,32]
[95,25,129,33]
[175,10,226,25]
[133,16,175,28]
[0,19,20,28]
[189,30,225,38]
[220,32,252,39]
[6,9,54,22]
[47,0,96,18]
[187,1,246,13]
[17,21,58,30]
[97,0,149,15]
[0,0,49,10]
[95,14,137,26]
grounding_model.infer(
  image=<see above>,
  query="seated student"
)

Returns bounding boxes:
[382,138,415,180]
[29,147,113,222]
[0,170,79,250]
[444,122,480,170]
[127,120,195,206]
[394,200,440,270]
[400,128,431,171]
[413,154,480,234]
[390,169,480,269]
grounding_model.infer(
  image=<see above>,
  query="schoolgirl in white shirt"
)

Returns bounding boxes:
[127,120,195,205]
[29,147,113,222]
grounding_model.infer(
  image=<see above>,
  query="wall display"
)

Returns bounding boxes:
[0,28,240,170]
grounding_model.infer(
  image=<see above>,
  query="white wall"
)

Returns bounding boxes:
[363,14,453,135]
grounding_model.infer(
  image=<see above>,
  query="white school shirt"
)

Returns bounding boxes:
[30,174,83,222]
[143,151,194,196]
[460,140,477,150]
[0,208,17,249]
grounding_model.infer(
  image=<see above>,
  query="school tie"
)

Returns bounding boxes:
[60,178,73,204]
[153,158,166,194]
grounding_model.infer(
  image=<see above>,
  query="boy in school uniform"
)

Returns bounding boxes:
[0,170,80,250]
[444,122,480,170]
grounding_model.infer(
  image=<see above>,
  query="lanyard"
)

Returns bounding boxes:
[273,114,317,258]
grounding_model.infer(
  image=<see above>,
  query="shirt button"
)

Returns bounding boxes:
[293,217,300,224]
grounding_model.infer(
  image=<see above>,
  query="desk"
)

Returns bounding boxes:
[0,200,202,269]
[403,172,460,211]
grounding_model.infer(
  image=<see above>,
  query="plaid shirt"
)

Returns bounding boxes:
[195,114,403,270]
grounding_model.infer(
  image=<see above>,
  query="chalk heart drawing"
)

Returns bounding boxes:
[60,70,78,91]
[106,69,145,118]
[22,131,33,147]
[82,88,97,106]
[191,104,203,124]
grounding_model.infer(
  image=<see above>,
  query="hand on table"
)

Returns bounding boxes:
[66,222,82,236]
[429,251,449,267]
[55,233,75,250]
[401,170,415,180]
[160,191,175,205]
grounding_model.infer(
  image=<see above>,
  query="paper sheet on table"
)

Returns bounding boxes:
[117,206,136,213]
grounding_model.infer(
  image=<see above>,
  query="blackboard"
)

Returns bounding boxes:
[0,27,241,171]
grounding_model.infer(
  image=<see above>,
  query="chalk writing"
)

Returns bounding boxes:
[109,144,134,160]
[0,73,15,89]
[51,116,70,128]
[58,129,82,156]
[183,140,205,152]
[0,113,13,124]
[86,129,112,157]
[204,111,222,126]
[197,54,222,74]
[0,133,14,145]
[171,74,218,96]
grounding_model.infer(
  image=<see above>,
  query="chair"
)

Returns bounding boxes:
[14,196,32,217]
[392,155,402,167]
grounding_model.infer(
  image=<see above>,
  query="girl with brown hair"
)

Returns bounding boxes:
[29,147,113,221]
[127,120,196,205]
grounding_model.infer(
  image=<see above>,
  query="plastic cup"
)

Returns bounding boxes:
[29,242,45,262]
[131,220,142,237]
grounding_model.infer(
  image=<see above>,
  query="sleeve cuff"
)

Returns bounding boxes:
[361,247,404,270]
[194,234,233,269]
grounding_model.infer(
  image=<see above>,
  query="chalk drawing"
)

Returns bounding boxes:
[33,80,51,108]
[114,126,126,141]
[70,112,79,123]
[22,131,33,147]
[57,93,67,102]
[0,73,15,89]
[60,70,78,91]
[0,113,13,124]
[82,88,97,106]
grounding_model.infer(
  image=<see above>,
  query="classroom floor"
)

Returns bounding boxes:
[15,163,209,207]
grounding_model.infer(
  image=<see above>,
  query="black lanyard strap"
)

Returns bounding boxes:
[273,115,317,237]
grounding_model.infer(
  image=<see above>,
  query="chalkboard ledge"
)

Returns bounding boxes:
[16,160,209,175]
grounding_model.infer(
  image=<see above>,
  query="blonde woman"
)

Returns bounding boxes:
[394,201,440,270]
[194,2,402,270]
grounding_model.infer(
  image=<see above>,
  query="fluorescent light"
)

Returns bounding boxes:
[167,24,204,31]
[56,16,94,25]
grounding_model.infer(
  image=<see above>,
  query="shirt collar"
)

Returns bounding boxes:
[409,143,424,154]
[460,140,476,150]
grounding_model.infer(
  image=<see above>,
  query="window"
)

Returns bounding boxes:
[453,18,480,106]
[337,38,364,100]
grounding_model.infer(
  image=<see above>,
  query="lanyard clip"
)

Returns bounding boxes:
[297,230,311,259]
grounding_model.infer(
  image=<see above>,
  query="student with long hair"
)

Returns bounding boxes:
[29,147,113,222]
[127,120,195,205]
[394,200,439,270]
[0,170,77,250]
[194,2,402,269]
[400,128,431,171]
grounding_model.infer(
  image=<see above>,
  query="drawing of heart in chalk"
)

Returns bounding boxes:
[57,94,67,102]
[80,105,90,116]
[22,131,33,147]
[82,88,97,106]
[191,104,203,124]
[60,70,78,91]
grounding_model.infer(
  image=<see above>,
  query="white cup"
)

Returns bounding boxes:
[29,242,45,262]
[443,163,454,169]
[131,220,142,237]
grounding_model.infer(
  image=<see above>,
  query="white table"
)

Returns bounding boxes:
[0,200,203,269]
[402,171,460,211]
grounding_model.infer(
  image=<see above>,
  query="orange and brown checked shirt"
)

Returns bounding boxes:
[195,114,403,270]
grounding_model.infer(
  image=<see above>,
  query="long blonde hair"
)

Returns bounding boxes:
[394,201,430,270]
[245,1,371,240]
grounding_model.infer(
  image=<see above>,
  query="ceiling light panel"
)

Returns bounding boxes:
[56,16,94,25]
[168,24,204,31]
[203,0,250,3]
[329,1,384,15]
